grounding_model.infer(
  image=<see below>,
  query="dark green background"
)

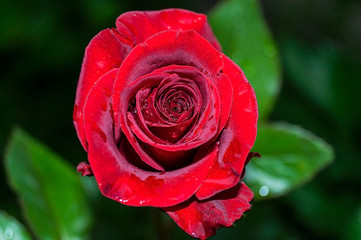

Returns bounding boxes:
[1,0,360,239]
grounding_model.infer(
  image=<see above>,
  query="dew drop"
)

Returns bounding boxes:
[259,186,269,197]
[191,232,198,238]
[4,227,13,239]
[171,132,178,138]
[216,141,220,146]
[211,126,216,132]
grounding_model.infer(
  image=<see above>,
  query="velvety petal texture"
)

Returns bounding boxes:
[164,182,253,240]
[73,8,258,239]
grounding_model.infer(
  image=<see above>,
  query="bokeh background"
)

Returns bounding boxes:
[1,0,360,239]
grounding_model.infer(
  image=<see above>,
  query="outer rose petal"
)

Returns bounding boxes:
[73,28,131,150]
[116,9,222,52]
[196,57,258,200]
[164,182,253,240]
[83,66,219,207]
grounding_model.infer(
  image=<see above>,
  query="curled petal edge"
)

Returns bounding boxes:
[164,182,253,240]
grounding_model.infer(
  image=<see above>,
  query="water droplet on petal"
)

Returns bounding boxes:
[259,186,269,197]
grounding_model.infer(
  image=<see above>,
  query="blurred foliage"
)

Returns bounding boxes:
[5,129,92,239]
[0,212,31,240]
[208,0,333,203]
[209,0,281,120]
[246,122,333,200]
[0,0,360,239]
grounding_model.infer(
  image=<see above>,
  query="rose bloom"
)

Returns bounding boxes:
[73,9,258,239]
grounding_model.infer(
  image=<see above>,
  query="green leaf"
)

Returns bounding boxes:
[344,206,361,240]
[282,40,361,125]
[209,0,281,120]
[245,123,334,200]
[0,212,32,240]
[4,128,92,240]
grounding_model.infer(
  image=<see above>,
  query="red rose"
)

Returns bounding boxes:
[73,9,258,239]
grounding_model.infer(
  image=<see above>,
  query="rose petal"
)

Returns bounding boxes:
[112,30,225,161]
[83,68,219,207]
[196,56,258,200]
[73,28,131,150]
[118,64,221,169]
[116,9,221,52]
[163,182,253,240]
[75,8,222,150]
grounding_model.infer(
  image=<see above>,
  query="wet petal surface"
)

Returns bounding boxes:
[164,182,253,239]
